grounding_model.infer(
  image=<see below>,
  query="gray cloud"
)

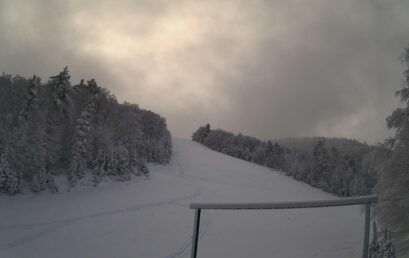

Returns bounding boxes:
[1,0,408,143]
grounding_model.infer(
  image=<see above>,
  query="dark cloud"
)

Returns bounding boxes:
[1,0,408,143]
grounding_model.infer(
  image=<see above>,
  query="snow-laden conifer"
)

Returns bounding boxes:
[48,66,72,113]
[92,148,107,186]
[31,167,47,193]
[376,46,409,256]
[311,140,332,188]
[69,102,94,185]
[111,145,130,181]
[0,153,21,194]
[20,75,40,121]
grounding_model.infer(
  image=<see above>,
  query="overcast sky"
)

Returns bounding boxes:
[1,0,409,143]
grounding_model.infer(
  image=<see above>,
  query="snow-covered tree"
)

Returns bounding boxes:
[48,66,72,114]
[92,148,107,186]
[20,75,40,121]
[0,153,21,194]
[192,123,211,143]
[369,222,396,258]
[44,67,74,172]
[31,167,47,193]
[94,148,107,175]
[111,145,130,180]
[32,167,58,193]
[376,45,409,257]
[69,101,95,185]
[16,75,48,180]
[264,141,285,170]
[311,140,332,188]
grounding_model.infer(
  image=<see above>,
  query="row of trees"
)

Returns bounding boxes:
[193,124,385,197]
[0,67,172,194]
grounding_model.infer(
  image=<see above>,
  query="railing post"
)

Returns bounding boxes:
[362,203,370,258]
[191,208,201,258]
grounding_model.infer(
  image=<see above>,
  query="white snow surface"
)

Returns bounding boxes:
[0,138,366,258]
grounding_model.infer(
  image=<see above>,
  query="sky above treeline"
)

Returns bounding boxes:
[1,0,409,144]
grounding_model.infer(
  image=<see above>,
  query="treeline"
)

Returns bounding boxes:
[193,125,389,197]
[0,67,171,194]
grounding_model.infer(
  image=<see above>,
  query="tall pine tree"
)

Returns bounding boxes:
[0,152,21,194]
[311,140,331,188]
[69,101,95,186]
[376,46,409,257]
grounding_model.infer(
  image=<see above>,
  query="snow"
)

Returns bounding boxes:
[0,138,366,258]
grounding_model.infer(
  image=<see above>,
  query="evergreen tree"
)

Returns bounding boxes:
[251,142,267,165]
[192,123,211,143]
[376,45,409,256]
[111,145,130,180]
[262,141,286,170]
[32,167,58,193]
[20,75,40,121]
[273,142,285,169]
[94,148,107,176]
[92,148,106,186]
[311,140,331,188]
[17,75,47,180]
[264,140,274,168]
[31,167,47,193]
[0,153,21,194]
[48,66,72,114]
[69,101,94,185]
[45,67,74,172]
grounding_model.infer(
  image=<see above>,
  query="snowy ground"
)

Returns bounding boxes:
[0,138,366,258]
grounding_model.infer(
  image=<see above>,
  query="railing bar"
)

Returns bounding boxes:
[190,195,377,210]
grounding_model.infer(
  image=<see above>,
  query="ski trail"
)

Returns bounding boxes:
[1,224,65,250]
[0,184,201,231]
[0,164,201,231]
[159,153,213,258]
[162,211,211,258]
[1,143,213,256]
[0,172,202,251]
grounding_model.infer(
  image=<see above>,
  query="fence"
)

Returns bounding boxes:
[189,195,378,258]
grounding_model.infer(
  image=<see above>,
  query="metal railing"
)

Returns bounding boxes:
[189,195,378,258]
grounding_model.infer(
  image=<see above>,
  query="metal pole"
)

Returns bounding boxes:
[362,204,370,258]
[191,208,201,258]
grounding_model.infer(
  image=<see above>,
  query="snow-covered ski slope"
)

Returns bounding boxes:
[0,138,365,258]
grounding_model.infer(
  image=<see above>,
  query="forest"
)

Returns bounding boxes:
[0,67,172,194]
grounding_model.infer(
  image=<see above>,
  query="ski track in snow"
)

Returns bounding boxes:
[0,178,200,231]
[161,211,211,258]
[0,173,202,252]
[1,149,209,258]
[159,151,212,258]
[0,139,364,258]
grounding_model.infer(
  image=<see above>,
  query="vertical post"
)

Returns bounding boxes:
[362,203,370,258]
[191,208,202,258]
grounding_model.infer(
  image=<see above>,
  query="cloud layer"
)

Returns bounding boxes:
[1,0,409,143]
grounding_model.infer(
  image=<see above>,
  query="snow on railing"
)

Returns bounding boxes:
[189,195,378,258]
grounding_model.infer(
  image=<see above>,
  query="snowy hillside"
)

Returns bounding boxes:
[0,138,366,258]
